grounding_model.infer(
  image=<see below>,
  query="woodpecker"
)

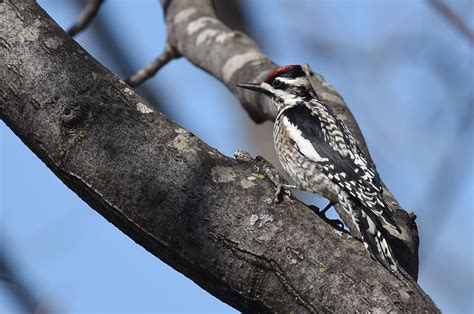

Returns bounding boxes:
[237,64,401,272]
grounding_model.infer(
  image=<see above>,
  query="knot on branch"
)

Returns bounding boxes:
[61,103,90,129]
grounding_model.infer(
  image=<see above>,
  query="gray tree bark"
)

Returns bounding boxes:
[0,0,438,312]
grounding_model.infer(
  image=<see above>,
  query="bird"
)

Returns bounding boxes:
[236,64,401,271]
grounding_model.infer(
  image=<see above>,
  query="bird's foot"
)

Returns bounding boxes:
[309,203,345,230]
[252,156,296,203]
[273,183,297,204]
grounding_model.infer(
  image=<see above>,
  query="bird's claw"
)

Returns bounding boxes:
[273,183,294,204]
[308,205,345,230]
[252,156,295,203]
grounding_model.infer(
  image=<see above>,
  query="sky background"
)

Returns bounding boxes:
[1,0,473,313]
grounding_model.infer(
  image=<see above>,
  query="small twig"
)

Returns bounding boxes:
[67,0,106,37]
[430,0,474,44]
[126,43,180,87]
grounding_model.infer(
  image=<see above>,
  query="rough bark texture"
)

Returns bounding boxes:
[0,0,438,312]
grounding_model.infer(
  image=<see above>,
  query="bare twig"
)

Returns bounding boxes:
[126,43,180,87]
[431,0,474,44]
[67,0,106,37]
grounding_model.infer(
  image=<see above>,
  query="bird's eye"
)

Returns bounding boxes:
[272,80,281,88]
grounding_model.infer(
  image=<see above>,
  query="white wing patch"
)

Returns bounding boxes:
[362,211,377,235]
[282,116,329,162]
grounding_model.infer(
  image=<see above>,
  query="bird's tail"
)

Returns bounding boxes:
[339,192,398,272]
[359,210,398,271]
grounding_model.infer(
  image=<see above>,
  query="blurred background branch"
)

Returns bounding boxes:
[126,43,179,87]
[0,245,49,314]
[430,0,474,44]
[67,0,105,37]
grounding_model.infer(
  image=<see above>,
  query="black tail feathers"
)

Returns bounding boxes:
[339,191,399,272]
[358,215,398,272]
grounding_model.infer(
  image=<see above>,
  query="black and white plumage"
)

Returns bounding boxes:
[237,64,401,271]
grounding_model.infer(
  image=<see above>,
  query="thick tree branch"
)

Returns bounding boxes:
[0,0,437,312]
[162,0,419,280]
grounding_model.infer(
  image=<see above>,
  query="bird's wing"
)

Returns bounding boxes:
[280,102,400,231]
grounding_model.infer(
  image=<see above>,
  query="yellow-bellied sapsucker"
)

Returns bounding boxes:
[237,64,401,271]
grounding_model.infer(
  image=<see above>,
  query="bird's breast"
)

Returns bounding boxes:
[273,116,340,202]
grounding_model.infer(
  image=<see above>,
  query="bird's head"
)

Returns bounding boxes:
[236,64,314,110]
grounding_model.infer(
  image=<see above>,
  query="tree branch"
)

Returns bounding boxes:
[126,43,179,87]
[67,0,105,37]
[430,0,474,44]
[0,0,437,312]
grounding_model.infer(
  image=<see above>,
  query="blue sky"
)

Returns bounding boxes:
[1,0,472,313]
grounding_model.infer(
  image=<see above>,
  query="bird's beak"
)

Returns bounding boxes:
[236,82,268,94]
